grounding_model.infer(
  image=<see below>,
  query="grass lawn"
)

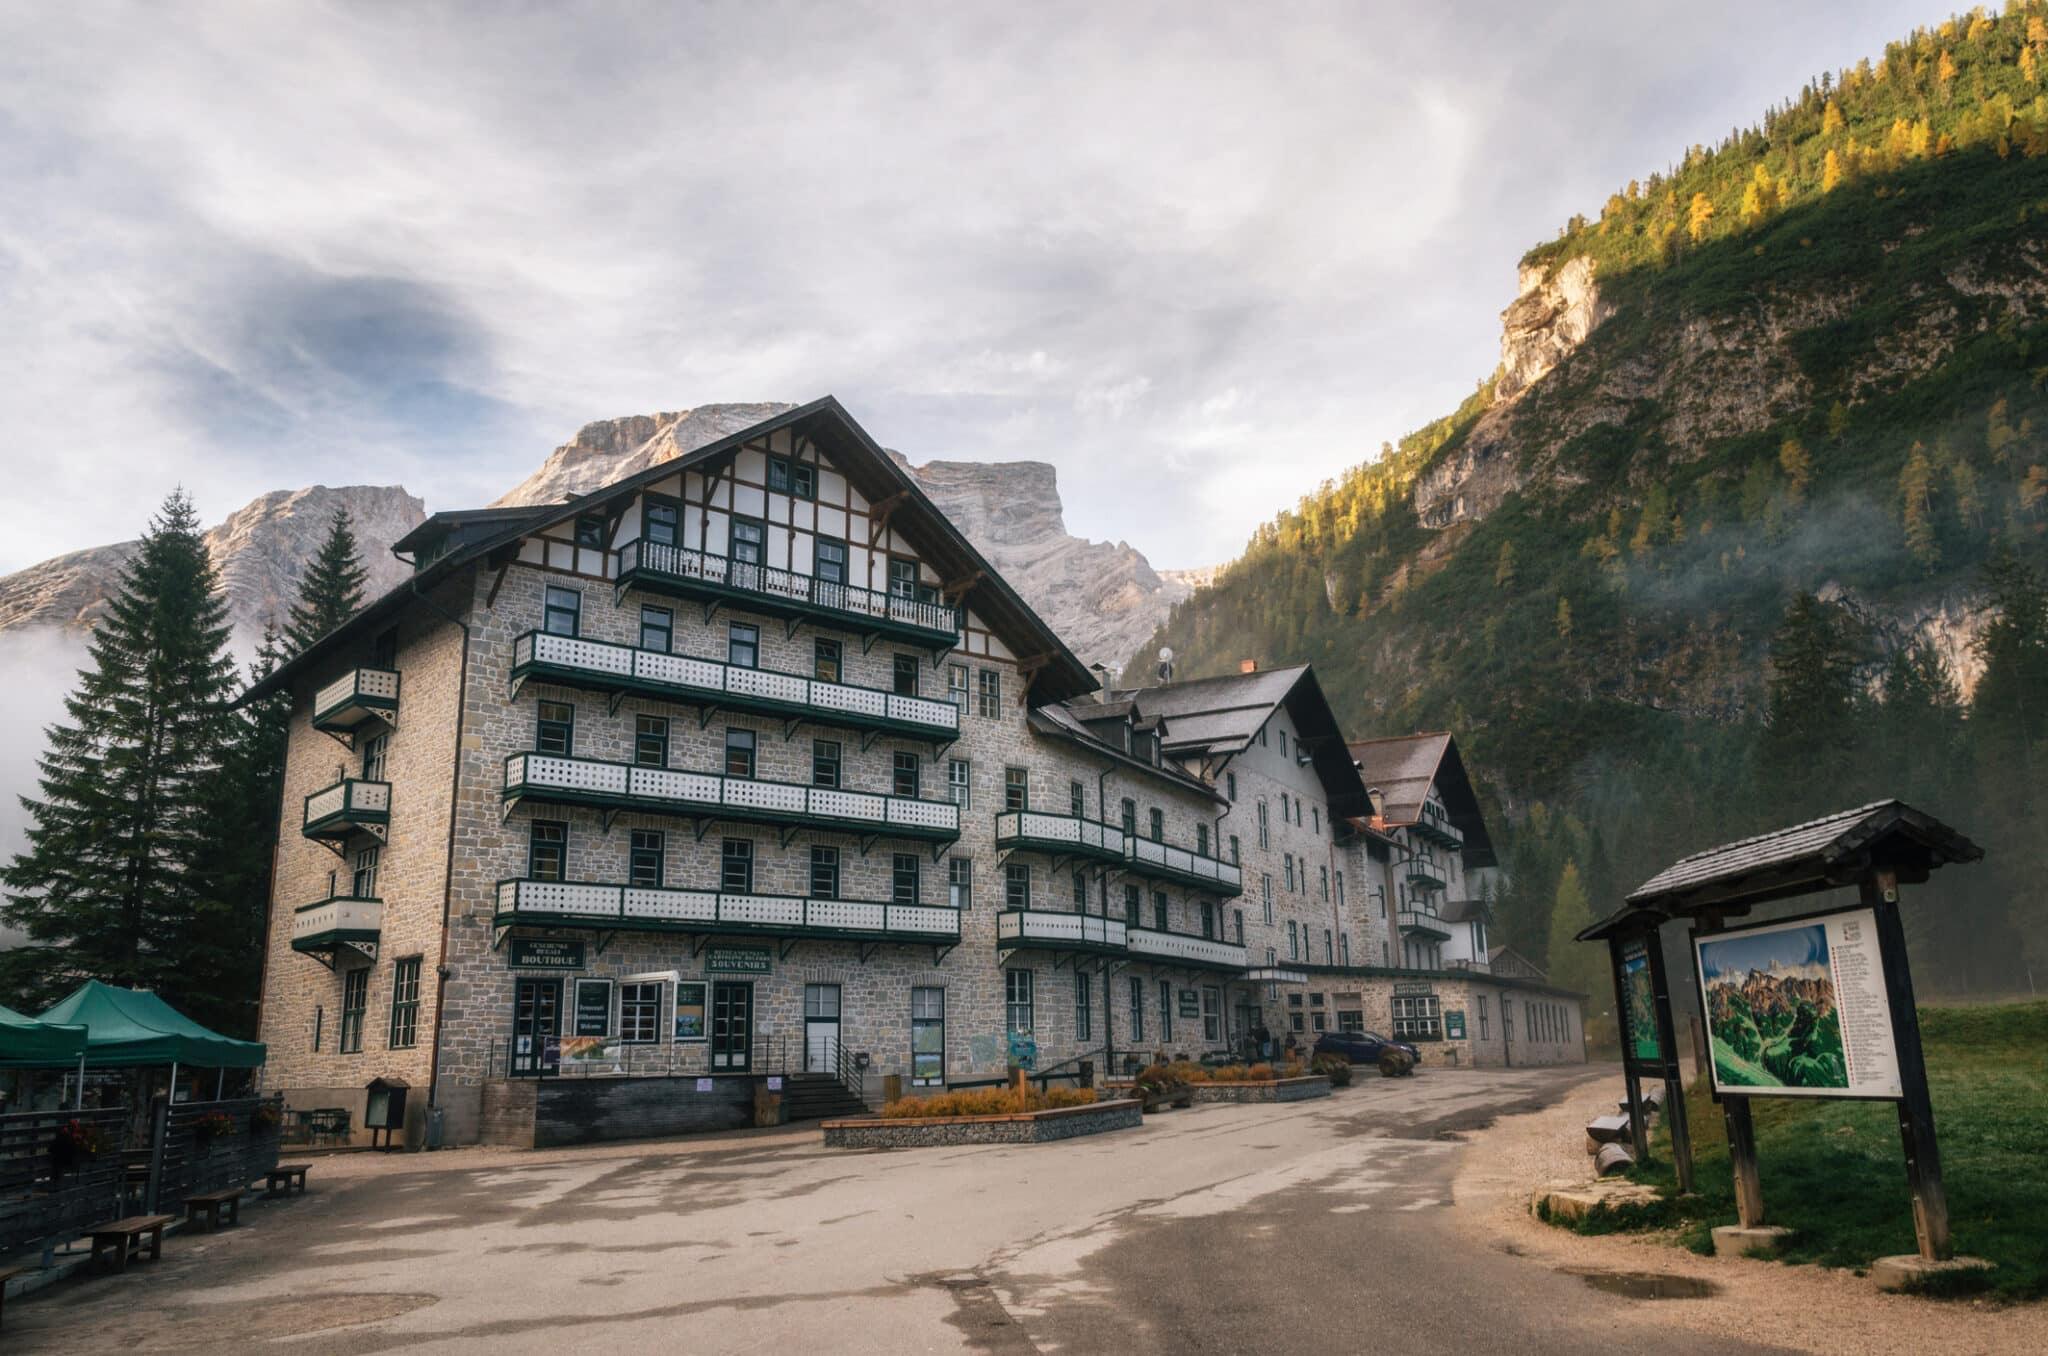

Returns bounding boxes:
[1601,1001,2048,1298]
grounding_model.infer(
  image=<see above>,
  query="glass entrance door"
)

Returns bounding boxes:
[711,981,754,1071]
[804,984,842,1072]
[511,978,561,1077]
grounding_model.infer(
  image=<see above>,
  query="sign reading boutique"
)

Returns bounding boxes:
[510,938,586,969]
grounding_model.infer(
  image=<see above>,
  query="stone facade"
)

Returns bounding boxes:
[1189,1076,1331,1104]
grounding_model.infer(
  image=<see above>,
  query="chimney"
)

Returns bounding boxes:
[1239,658,1258,674]
[1088,663,1113,702]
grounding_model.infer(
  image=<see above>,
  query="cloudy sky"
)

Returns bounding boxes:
[0,1,1931,573]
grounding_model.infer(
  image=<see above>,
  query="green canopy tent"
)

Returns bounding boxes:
[37,981,265,1101]
[0,1003,91,1108]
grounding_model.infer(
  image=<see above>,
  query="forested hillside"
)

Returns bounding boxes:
[1136,6,2048,1003]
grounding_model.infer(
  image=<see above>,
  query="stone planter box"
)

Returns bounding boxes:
[821,1097,1142,1149]
[1190,1075,1331,1104]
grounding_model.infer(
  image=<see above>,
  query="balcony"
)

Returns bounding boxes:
[1414,803,1464,851]
[994,811,1129,868]
[1404,858,1447,892]
[1243,965,1309,985]
[502,753,961,844]
[302,778,390,848]
[291,896,383,967]
[1124,835,1243,897]
[996,908,1128,958]
[615,541,960,648]
[1397,908,1453,941]
[495,878,960,949]
[1447,957,1492,975]
[1126,925,1247,973]
[311,667,400,742]
[510,631,960,746]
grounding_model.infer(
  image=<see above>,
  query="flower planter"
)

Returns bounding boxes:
[1190,1075,1332,1104]
[822,1097,1142,1148]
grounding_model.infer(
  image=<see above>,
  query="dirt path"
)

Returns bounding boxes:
[1450,1069,2048,1356]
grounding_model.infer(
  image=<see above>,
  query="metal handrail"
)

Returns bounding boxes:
[617,540,960,638]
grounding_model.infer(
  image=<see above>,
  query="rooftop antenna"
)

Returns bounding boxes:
[1156,646,1175,684]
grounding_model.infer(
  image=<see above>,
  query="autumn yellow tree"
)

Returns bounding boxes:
[1910,118,1934,158]
[1937,49,1958,84]
[2024,45,2039,85]
[1555,595,1573,650]
[1741,165,1777,223]
[1822,147,1846,192]
[1780,436,1813,508]
[1822,99,1847,134]
[1687,191,1716,242]
[1900,443,1940,568]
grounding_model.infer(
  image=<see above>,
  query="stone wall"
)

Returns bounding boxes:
[1190,1076,1330,1104]
[820,1098,1141,1148]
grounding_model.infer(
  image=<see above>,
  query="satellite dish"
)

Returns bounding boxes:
[1158,647,1175,664]
[1156,645,1175,684]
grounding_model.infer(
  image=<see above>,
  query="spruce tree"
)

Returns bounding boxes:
[1,491,238,1008]
[1762,592,1865,814]
[286,508,368,653]
[1543,862,1610,1050]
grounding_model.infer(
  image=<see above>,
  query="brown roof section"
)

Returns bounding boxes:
[1348,732,1496,868]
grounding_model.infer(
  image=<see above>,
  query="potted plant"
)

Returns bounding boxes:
[1311,1052,1353,1087]
[50,1118,109,1176]
[1132,1063,1189,1112]
[193,1110,236,1148]
[250,1102,282,1135]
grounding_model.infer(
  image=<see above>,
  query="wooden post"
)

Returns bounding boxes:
[1722,1096,1765,1228]
[1646,937,1694,1194]
[1863,872,1952,1261]
[1608,937,1651,1163]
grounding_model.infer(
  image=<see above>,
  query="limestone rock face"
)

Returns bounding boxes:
[1495,256,1609,404]
[495,403,798,508]
[0,485,423,638]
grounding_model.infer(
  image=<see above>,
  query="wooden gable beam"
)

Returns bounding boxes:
[941,570,984,605]
[698,456,733,548]
[867,490,911,547]
[1013,651,1058,704]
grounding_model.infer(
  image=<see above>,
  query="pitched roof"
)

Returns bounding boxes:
[251,397,1097,705]
[1619,799,1979,916]
[1436,896,1488,924]
[1348,732,1497,868]
[1028,703,1222,801]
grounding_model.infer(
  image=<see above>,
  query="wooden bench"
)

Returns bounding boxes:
[261,1163,310,1197]
[86,1215,175,1273]
[0,1262,32,1331]
[183,1187,244,1231]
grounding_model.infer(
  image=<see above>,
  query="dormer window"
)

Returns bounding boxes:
[768,456,815,499]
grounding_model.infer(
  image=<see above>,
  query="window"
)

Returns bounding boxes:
[977,669,1001,718]
[947,759,970,808]
[812,637,842,683]
[543,586,581,637]
[721,838,754,892]
[892,750,920,798]
[620,982,663,1043]
[1147,808,1163,842]
[339,968,368,1054]
[893,653,919,697]
[1234,908,1244,943]
[814,537,847,585]
[1005,970,1033,1034]
[1075,972,1092,1041]
[1287,920,1298,960]
[644,499,680,547]
[887,557,922,599]
[1340,932,1350,966]
[1196,823,1209,857]
[372,626,398,669]
[1279,730,1287,758]
[947,663,969,708]
[1124,884,1141,925]
[639,605,673,652]
[768,455,815,498]
[1128,976,1144,1042]
[1478,995,1489,1040]
[1005,862,1031,909]
[575,515,606,548]
[1320,865,1329,900]
[1324,929,1334,964]
[351,845,380,898]
[1257,800,1270,849]
[812,739,842,789]
[536,700,574,755]
[1153,891,1168,931]
[1201,986,1221,1042]
[893,853,920,905]
[1068,780,1085,818]
[1313,807,1321,835]
[911,987,946,1086]
[1335,871,1345,907]
[730,517,765,565]
[1284,854,1294,892]
[1120,798,1136,837]
[528,821,567,881]
[1072,872,1088,911]
[1281,793,1290,825]
[1200,901,1216,938]
[1229,834,1240,864]
[312,1006,323,1052]
[1261,875,1273,924]
[1338,1009,1366,1034]
[724,728,756,778]
[1003,766,1028,812]
[727,622,759,668]
[388,957,422,1049]
[628,830,664,887]
[1158,979,1173,1042]
[809,846,840,898]
[1391,995,1443,1041]
[948,857,972,909]
[635,715,669,767]
[1226,772,1237,801]
[361,731,388,783]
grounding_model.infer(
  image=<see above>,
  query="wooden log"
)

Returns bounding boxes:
[1595,1143,1636,1176]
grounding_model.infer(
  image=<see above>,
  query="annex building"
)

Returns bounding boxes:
[251,399,1585,1147]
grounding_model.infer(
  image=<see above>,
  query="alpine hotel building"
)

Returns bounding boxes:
[252,400,1585,1147]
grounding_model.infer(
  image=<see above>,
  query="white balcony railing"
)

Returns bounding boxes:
[994,810,1129,858]
[1126,835,1243,893]
[1397,907,1453,938]
[1126,926,1247,970]
[312,667,401,726]
[303,778,390,831]
[496,879,960,939]
[616,540,960,639]
[291,896,383,945]
[997,909,1129,950]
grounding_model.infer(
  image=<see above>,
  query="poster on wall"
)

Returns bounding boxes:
[1693,908,1902,1099]
[673,983,707,1041]
[558,1036,623,1073]
[1619,940,1663,1065]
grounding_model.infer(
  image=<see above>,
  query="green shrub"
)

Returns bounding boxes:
[1311,1053,1353,1086]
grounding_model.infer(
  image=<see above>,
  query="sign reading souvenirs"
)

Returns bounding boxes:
[704,946,772,976]
[1619,939,1662,1065]
[509,938,585,970]
[1693,907,1903,1100]
[1444,1010,1467,1040]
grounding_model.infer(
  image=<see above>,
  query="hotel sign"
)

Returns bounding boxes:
[705,945,772,976]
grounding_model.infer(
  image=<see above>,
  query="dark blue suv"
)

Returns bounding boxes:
[1312,1029,1422,1066]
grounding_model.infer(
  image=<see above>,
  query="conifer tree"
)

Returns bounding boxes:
[1494,540,1517,590]
[286,508,369,654]
[1899,443,1940,568]
[0,491,238,1007]
[1822,99,1847,134]
[1779,435,1813,508]
[1687,191,1716,242]
[1544,862,1610,1048]
[1762,592,1864,814]
[1822,147,1846,193]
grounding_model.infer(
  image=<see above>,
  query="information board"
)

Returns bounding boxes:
[573,979,613,1037]
[1444,1010,1466,1040]
[1177,989,1200,1018]
[1694,907,1902,1100]
[1619,939,1663,1064]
